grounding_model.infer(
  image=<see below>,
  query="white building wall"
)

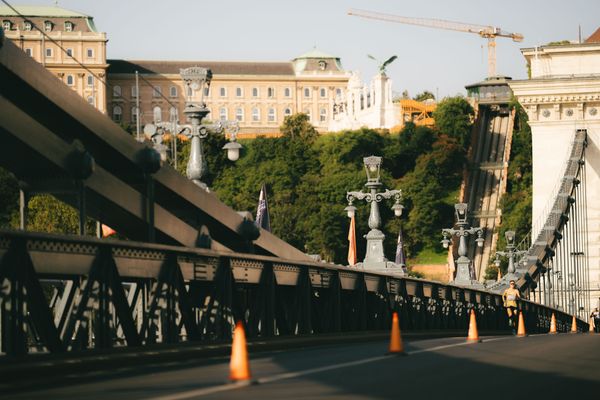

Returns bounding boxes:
[511,43,600,312]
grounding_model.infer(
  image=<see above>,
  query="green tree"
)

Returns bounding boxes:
[433,96,474,150]
[0,168,19,228]
[413,90,435,102]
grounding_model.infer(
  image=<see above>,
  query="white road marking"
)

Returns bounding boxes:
[145,336,511,400]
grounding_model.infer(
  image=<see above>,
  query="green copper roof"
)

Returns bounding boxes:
[0,5,89,18]
[294,48,338,60]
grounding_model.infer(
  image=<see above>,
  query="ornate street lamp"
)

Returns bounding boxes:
[441,203,484,286]
[345,156,405,273]
[494,230,527,276]
[144,67,241,190]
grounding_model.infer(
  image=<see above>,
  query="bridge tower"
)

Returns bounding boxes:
[510,37,600,312]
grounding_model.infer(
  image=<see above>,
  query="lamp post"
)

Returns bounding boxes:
[345,156,405,274]
[143,67,242,190]
[494,230,527,279]
[441,203,484,286]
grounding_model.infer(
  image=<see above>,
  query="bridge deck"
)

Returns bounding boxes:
[4,333,599,399]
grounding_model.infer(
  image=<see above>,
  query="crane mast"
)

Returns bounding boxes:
[348,8,524,78]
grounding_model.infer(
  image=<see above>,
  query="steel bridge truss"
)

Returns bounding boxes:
[492,129,590,320]
[0,230,585,356]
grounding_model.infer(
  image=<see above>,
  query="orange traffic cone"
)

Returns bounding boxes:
[467,309,481,343]
[570,315,578,333]
[229,321,252,381]
[590,317,595,333]
[388,312,406,355]
[549,313,557,334]
[516,311,527,337]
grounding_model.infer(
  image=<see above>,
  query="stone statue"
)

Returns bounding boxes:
[367,54,398,75]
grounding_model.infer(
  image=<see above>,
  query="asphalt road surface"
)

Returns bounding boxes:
[5,334,600,399]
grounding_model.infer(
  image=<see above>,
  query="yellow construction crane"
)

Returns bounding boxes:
[348,8,524,78]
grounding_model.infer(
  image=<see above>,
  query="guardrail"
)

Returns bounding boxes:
[0,229,588,357]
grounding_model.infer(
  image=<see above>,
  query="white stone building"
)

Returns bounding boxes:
[509,29,600,311]
[328,72,398,131]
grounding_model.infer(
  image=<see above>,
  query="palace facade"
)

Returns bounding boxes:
[1,5,351,136]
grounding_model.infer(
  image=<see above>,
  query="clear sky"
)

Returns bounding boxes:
[14,0,600,98]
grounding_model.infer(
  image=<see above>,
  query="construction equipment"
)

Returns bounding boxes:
[348,8,524,78]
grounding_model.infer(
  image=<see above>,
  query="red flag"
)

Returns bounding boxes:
[101,224,116,238]
[347,215,357,266]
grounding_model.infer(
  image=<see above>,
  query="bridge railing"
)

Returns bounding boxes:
[0,229,586,357]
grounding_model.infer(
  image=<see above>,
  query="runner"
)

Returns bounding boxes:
[502,280,521,332]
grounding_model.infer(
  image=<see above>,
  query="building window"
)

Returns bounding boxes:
[252,107,260,122]
[187,86,193,97]
[169,86,177,97]
[304,108,311,121]
[25,48,32,57]
[2,21,11,31]
[66,48,73,57]
[131,107,139,123]
[235,107,244,122]
[87,96,95,106]
[113,85,121,97]
[153,86,162,98]
[236,87,243,97]
[87,75,94,87]
[220,87,227,97]
[169,107,178,121]
[252,87,259,97]
[319,108,327,122]
[153,106,162,122]
[304,88,311,98]
[45,48,53,58]
[219,107,228,121]
[284,108,292,117]
[66,75,74,86]
[64,21,73,32]
[267,87,275,98]
[268,108,276,122]
[86,48,94,58]
[44,21,52,32]
[336,88,342,97]
[113,106,122,122]
[131,86,138,98]
[320,88,327,98]
[284,87,291,98]
[24,21,32,31]
[203,87,210,97]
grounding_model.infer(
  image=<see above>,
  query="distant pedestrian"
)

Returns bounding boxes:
[502,280,521,331]
[591,308,600,333]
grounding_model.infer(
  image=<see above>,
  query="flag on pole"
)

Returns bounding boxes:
[394,226,406,268]
[255,183,271,232]
[347,215,357,266]
[101,224,116,238]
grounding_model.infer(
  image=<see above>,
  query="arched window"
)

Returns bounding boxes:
[319,108,327,122]
[236,87,243,97]
[320,88,327,98]
[252,87,259,97]
[267,87,275,98]
[268,108,276,122]
[131,107,139,123]
[131,86,138,98]
[304,88,311,98]
[169,86,177,98]
[87,96,95,106]
[44,21,52,32]
[219,107,228,121]
[66,75,74,86]
[2,20,11,31]
[252,107,260,122]
[284,87,291,98]
[153,106,162,122]
[284,108,292,117]
[113,85,121,97]
[152,86,161,98]
[169,107,178,121]
[24,21,32,31]
[113,106,122,122]
[64,21,73,31]
[235,107,244,122]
